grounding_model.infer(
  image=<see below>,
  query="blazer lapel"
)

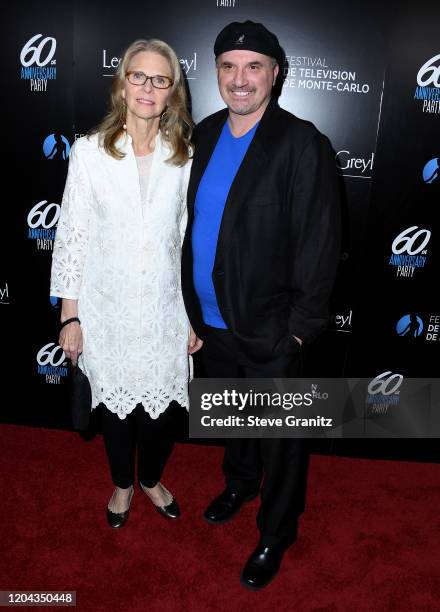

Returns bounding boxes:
[106,133,142,220]
[214,105,276,268]
[112,132,171,222]
[188,99,279,267]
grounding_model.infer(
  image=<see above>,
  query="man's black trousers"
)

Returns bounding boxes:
[201,325,309,550]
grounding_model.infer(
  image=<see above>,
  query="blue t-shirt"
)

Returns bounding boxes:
[192,120,258,328]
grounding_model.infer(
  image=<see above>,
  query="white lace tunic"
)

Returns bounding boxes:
[50,132,191,419]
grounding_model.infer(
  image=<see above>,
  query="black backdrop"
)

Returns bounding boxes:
[2,0,439,459]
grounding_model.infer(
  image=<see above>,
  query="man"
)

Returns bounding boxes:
[183,21,341,589]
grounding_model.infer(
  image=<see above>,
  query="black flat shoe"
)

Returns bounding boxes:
[240,544,286,591]
[139,482,181,520]
[106,486,134,529]
[203,488,258,524]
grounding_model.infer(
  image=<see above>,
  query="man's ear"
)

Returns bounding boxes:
[273,63,279,86]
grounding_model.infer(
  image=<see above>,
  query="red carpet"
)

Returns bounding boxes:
[1,424,440,611]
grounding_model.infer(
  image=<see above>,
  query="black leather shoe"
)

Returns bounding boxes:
[240,545,286,590]
[139,482,181,520]
[203,488,258,524]
[106,486,134,529]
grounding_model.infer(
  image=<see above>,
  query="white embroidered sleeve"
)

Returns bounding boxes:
[50,141,92,299]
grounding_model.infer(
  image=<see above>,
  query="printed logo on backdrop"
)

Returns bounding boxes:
[329,309,352,333]
[396,313,440,343]
[366,371,403,414]
[50,296,60,309]
[423,157,439,184]
[336,150,374,179]
[27,200,60,251]
[0,282,9,305]
[43,134,70,160]
[388,226,430,278]
[20,34,57,92]
[36,342,68,384]
[102,50,198,80]
[414,53,440,114]
[396,314,424,338]
[283,56,370,94]
[216,0,236,6]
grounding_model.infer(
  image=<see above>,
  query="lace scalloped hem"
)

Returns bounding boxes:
[91,386,189,420]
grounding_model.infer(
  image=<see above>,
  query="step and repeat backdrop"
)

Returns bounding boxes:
[2,1,439,448]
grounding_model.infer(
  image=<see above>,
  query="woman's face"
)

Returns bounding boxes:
[122,51,173,122]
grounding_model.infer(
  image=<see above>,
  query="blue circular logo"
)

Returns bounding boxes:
[423,158,439,184]
[49,295,60,308]
[396,314,423,337]
[43,133,70,160]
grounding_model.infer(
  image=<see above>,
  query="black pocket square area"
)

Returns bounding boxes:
[70,365,92,431]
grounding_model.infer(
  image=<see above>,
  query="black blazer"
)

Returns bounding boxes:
[182,98,341,364]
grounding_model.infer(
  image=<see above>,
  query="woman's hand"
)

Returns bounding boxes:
[188,325,203,354]
[59,321,83,366]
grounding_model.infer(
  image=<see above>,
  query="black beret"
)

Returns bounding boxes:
[214,20,283,66]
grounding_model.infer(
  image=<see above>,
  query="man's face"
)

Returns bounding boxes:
[216,49,279,116]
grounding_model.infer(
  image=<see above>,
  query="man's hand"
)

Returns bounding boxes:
[59,322,83,366]
[188,325,203,354]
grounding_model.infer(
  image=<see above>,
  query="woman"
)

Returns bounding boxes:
[50,39,202,528]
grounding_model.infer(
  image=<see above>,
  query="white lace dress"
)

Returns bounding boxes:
[50,132,191,419]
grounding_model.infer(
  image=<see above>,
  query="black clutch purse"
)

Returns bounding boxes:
[70,364,92,431]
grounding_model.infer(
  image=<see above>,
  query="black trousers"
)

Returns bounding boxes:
[101,403,175,489]
[202,326,309,550]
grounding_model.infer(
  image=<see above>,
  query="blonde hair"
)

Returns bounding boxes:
[91,39,193,166]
